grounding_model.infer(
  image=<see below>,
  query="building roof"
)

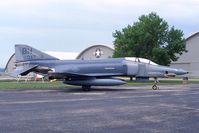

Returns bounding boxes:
[186,31,199,41]
[45,51,79,60]
[76,44,114,59]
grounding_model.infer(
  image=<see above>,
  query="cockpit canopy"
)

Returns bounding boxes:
[125,57,158,65]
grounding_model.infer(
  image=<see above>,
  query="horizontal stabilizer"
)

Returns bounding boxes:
[11,65,38,77]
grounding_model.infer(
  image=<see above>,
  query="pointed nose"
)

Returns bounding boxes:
[177,69,189,75]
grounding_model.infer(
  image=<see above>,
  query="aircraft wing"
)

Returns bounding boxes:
[86,73,124,77]
[48,72,126,86]
[48,72,124,79]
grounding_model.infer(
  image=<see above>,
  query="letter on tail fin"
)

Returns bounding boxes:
[15,44,59,62]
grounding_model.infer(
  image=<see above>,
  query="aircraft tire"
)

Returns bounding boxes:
[82,85,91,91]
[152,85,158,90]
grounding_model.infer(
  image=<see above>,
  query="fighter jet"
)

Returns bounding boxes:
[11,45,188,90]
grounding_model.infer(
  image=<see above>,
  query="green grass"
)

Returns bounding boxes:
[0,79,198,89]
[0,81,71,89]
[126,79,199,86]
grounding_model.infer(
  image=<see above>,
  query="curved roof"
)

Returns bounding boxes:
[186,31,199,41]
[5,53,15,73]
[76,44,114,59]
[45,51,79,60]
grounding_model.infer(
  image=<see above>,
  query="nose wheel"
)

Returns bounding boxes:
[152,78,159,90]
[152,84,159,90]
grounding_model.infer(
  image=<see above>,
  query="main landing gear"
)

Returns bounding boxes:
[82,85,91,91]
[152,77,159,90]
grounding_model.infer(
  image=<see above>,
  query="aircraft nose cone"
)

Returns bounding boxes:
[178,69,189,75]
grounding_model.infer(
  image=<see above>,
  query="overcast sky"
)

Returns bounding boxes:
[0,0,199,67]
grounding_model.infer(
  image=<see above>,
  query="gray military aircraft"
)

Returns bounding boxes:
[12,44,188,90]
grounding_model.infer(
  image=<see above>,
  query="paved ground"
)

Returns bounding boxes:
[0,84,199,133]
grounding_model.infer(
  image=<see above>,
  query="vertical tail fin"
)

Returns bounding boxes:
[15,44,59,62]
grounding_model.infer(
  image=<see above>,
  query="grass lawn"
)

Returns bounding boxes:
[126,78,199,86]
[0,81,71,89]
[0,79,198,89]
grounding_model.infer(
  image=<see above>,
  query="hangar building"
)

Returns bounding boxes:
[170,32,199,78]
[5,44,114,74]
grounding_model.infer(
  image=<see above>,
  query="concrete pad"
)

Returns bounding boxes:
[0,84,199,133]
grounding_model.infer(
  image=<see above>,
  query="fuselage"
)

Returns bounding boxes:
[22,57,188,78]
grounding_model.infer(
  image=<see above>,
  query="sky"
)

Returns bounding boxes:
[0,0,199,68]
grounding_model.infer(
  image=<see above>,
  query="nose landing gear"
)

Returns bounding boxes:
[152,77,159,90]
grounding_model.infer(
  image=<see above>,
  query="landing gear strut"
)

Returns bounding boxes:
[152,77,159,90]
[82,85,91,91]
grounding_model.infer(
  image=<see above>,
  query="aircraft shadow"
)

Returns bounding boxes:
[54,87,138,93]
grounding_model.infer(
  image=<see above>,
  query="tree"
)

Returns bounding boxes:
[113,12,187,66]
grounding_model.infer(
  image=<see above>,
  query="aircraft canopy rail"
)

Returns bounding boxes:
[125,57,158,65]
